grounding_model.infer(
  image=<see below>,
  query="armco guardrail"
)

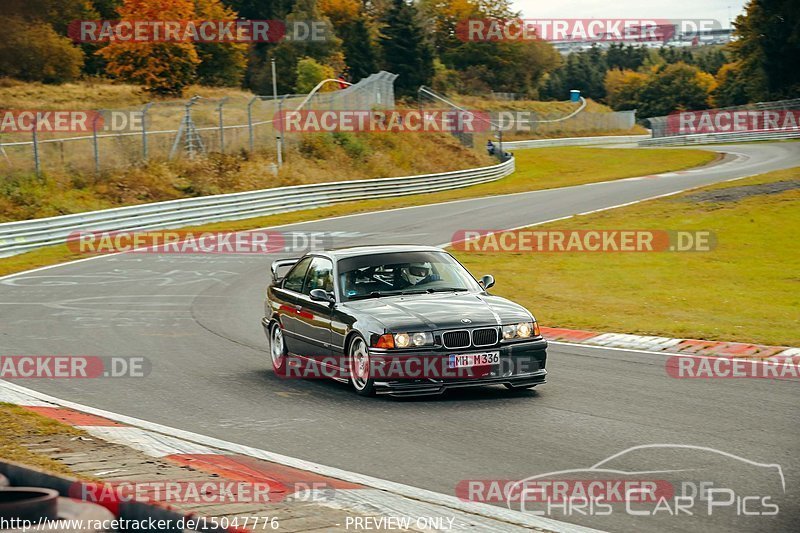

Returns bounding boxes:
[504,134,650,149]
[638,129,800,146]
[0,157,515,257]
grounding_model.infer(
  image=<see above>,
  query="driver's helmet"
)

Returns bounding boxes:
[401,262,431,285]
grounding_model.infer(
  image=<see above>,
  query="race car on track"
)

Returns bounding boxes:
[262,245,547,396]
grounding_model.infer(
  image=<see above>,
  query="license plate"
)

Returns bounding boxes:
[448,351,500,368]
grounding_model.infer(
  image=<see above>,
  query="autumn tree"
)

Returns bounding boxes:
[637,63,716,117]
[295,57,336,93]
[603,69,648,110]
[194,0,247,86]
[713,62,750,107]
[319,0,378,81]
[0,17,84,83]
[99,0,200,96]
[249,0,342,94]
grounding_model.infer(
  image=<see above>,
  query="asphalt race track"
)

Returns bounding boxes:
[1,142,798,532]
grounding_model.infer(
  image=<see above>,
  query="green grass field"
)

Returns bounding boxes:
[453,167,800,347]
[0,146,716,278]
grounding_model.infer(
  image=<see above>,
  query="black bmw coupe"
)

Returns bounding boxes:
[262,245,547,396]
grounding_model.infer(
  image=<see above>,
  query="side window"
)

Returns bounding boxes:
[282,257,312,293]
[303,257,334,295]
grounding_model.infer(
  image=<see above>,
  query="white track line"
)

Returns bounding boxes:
[0,380,601,533]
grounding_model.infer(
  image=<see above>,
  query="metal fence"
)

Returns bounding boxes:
[0,72,398,176]
[0,156,514,257]
[647,98,800,138]
[638,129,800,146]
[416,86,635,155]
[506,134,650,149]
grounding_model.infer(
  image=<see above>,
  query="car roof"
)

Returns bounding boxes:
[318,244,445,260]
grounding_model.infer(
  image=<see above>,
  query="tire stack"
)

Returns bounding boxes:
[0,484,114,532]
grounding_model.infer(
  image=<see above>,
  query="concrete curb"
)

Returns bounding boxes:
[0,386,602,533]
[542,327,798,360]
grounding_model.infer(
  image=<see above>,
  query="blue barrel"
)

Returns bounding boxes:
[570,90,581,102]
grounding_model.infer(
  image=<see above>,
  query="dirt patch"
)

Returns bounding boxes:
[681,180,800,203]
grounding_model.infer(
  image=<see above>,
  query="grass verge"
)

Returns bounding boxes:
[0,146,716,278]
[452,167,800,347]
[0,403,82,475]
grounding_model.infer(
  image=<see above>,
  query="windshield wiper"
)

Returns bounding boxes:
[348,291,387,300]
[425,287,469,293]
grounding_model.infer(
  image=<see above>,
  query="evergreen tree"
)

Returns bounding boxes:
[379,0,434,97]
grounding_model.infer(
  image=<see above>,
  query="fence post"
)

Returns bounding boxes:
[247,96,257,153]
[92,113,101,174]
[32,115,40,177]
[142,102,153,162]
[217,97,229,154]
[276,96,284,167]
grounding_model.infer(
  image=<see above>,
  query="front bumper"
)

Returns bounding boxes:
[370,338,548,397]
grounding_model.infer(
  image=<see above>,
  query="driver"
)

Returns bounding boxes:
[400,262,433,287]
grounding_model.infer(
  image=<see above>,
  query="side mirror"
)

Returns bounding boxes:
[480,274,495,290]
[309,289,335,304]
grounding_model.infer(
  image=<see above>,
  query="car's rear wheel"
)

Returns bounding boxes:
[348,336,375,396]
[270,323,287,373]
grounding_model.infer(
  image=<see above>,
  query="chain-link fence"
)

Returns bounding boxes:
[417,86,635,158]
[647,98,800,137]
[0,71,398,177]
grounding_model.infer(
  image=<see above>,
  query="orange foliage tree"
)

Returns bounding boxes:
[98,0,200,96]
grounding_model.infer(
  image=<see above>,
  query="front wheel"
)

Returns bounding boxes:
[348,336,375,396]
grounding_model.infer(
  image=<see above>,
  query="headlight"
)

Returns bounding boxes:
[411,332,433,346]
[394,333,410,348]
[393,332,433,348]
[503,321,537,340]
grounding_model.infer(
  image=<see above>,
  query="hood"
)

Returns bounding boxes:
[343,292,533,331]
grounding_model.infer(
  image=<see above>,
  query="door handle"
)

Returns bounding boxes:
[293,304,302,312]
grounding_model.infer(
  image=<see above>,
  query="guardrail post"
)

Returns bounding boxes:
[142,102,153,162]
[247,96,257,153]
[217,97,229,154]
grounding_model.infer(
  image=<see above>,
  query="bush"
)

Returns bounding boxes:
[0,17,84,83]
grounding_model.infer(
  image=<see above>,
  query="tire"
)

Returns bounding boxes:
[348,335,375,396]
[269,322,287,376]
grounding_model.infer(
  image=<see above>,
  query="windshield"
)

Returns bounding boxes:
[337,251,481,301]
